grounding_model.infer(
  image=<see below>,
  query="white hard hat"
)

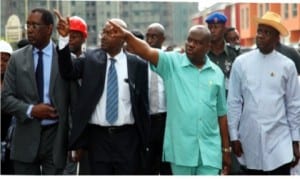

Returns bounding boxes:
[0,40,13,55]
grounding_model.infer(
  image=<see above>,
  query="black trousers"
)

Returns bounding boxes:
[1,145,14,174]
[87,124,140,175]
[147,113,172,175]
[243,162,291,175]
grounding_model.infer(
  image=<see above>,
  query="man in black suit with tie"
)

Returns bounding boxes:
[54,10,149,175]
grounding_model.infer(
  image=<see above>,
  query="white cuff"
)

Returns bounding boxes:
[58,35,69,50]
[26,105,34,119]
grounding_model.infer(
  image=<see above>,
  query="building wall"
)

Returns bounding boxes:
[196,2,300,47]
[281,4,300,43]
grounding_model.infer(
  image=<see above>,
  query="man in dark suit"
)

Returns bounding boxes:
[55,11,149,175]
[1,8,70,174]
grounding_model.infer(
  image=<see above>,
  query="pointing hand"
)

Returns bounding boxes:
[54,9,70,37]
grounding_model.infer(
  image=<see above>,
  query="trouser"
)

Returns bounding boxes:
[87,124,140,175]
[13,124,63,175]
[243,162,291,175]
[171,163,219,175]
[63,151,90,175]
[170,149,219,175]
[148,112,172,175]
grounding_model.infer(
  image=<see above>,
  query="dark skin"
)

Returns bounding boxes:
[54,10,128,162]
[55,9,124,58]
[108,22,231,174]
[27,11,58,120]
[1,52,10,88]
[256,24,279,54]
[69,30,85,57]
[208,23,226,55]
[225,29,240,46]
[26,11,53,50]
[146,23,165,49]
[100,21,125,57]
[232,23,300,168]
[185,26,211,68]
[1,53,10,76]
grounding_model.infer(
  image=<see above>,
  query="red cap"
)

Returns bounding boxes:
[69,16,88,38]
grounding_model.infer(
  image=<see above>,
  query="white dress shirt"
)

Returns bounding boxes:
[59,36,134,126]
[148,64,166,114]
[89,50,134,126]
[227,49,300,171]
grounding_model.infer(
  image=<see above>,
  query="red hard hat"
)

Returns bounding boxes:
[69,16,88,38]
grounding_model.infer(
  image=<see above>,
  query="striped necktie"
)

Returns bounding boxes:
[106,58,118,124]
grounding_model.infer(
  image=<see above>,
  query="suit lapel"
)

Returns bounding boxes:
[126,53,137,94]
[25,46,39,96]
[94,49,107,97]
[126,54,136,86]
[49,45,58,101]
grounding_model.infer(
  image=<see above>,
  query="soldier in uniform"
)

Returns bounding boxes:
[206,12,240,95]
[206,12,241,175]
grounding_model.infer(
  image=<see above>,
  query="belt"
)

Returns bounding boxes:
[89,124,134,134]
[41,122,58,130]
[150,112,166,120]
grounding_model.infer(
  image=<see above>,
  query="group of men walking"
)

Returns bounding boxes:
[1,7,300,175]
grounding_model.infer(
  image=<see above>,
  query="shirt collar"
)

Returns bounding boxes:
[107,49,125,63]
[181,54,213,70]
[223,43,231,57]
[33,41,53,56]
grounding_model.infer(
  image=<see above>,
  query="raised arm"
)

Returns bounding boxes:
[109,20,159,66]
[54,9,70,37]
[53,9,82,80]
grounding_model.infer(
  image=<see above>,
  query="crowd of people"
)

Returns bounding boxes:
[1,7,300,175]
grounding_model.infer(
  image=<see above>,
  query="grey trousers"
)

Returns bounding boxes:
[13,124,63,175]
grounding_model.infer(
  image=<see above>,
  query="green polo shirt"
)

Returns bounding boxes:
[151,51,227,168]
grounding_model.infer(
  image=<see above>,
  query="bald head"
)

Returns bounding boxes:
[185,25,211,66]
[108,18,127,29]
[146,23,165,48]
[147,23,165,36]
[189,25,211,43]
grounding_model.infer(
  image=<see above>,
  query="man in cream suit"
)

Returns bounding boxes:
[1,8,70,174]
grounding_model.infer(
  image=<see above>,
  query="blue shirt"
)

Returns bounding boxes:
[27,41,57,125]
[33,41,53,105]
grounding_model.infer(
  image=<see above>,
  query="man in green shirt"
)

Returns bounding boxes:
[108,22,231,175]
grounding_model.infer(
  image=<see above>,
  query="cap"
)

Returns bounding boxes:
[205,12,227,24]
[0,40,13,55]
[69,16,88,38]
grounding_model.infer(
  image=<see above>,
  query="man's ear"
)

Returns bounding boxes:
[48,24,53,36]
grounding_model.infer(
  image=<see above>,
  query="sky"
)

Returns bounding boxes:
[198,1,217,11]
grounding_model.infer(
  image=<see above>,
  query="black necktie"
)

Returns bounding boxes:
[36,50,44,102]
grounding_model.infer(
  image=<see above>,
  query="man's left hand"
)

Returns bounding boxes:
[291,142,300,167]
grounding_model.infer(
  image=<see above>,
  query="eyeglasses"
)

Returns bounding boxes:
[24,23,48,30]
